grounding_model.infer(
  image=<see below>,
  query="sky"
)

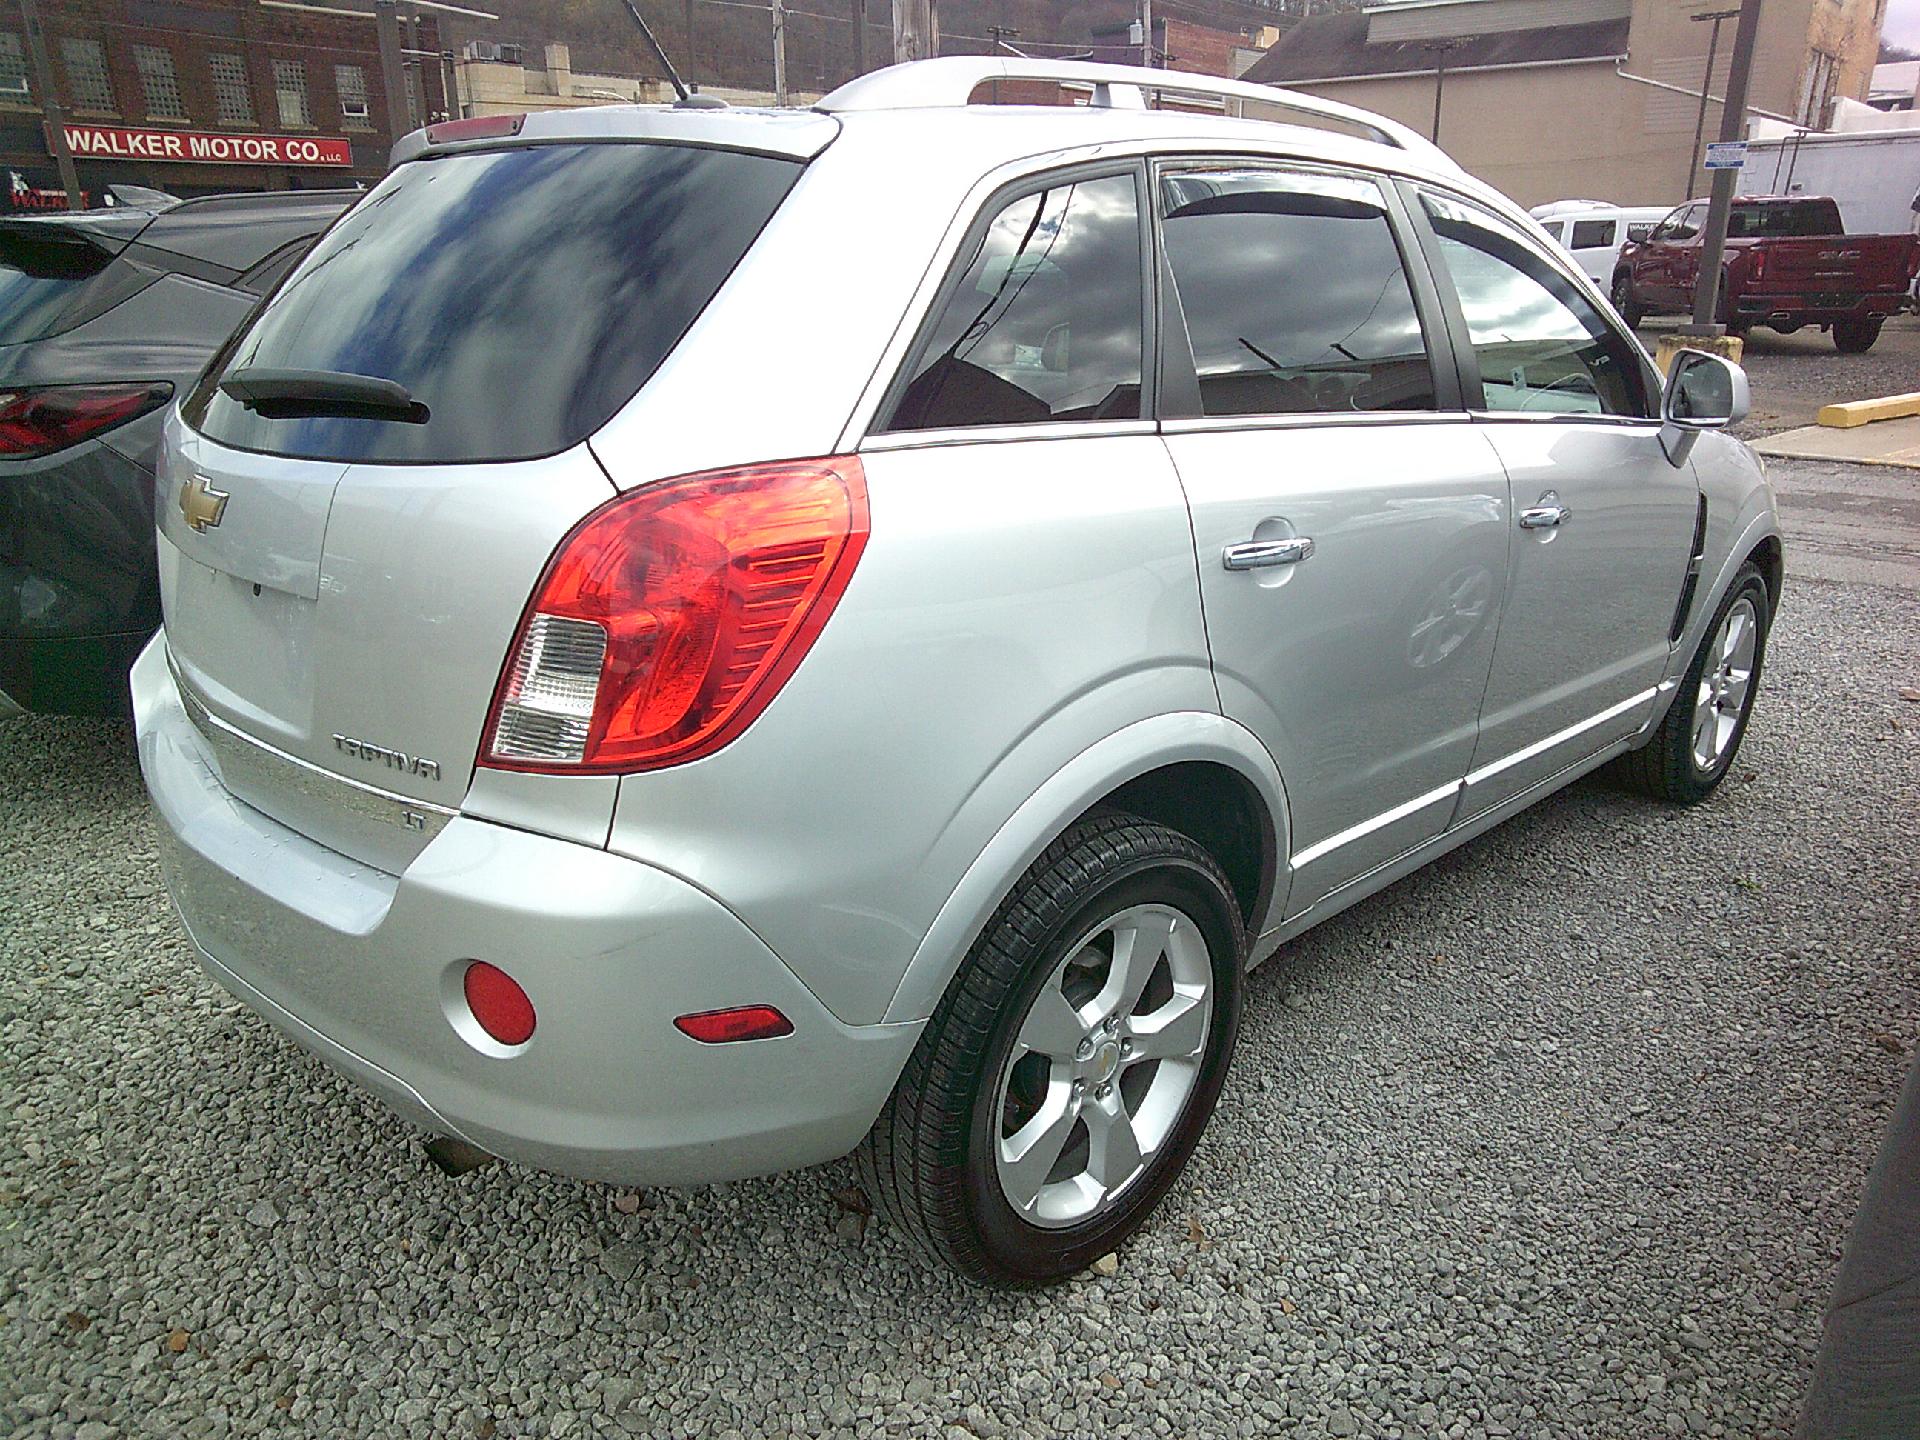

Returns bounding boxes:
[1887,0,1920,53]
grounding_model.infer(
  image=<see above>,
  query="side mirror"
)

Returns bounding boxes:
[1660,350,1749,465]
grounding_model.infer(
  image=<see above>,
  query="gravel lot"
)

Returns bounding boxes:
[6,565,1919,1439]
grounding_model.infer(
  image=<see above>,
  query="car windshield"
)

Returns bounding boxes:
[185,141,802,464]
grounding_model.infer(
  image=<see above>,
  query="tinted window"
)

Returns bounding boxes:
[1727,199,1843,237]
[0,230,151,345]
[1421,192,1647,418]
[887,173,1142,431]
[1159,169,1434,418]
[1569,219,1616,250]
[187,143,800,463]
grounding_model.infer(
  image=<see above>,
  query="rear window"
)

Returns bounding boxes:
[1728,200,1843,238]
[185,142,801,464]
[0,230,150,345]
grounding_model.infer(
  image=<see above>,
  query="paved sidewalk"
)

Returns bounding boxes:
[1756,416,1920,470]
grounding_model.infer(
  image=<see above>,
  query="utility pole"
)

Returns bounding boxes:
[1687,0,1762,332]
[1684,9,1740,205]
[1140,0,1153,65]
[892,0,937,65]
[772,0,787,103]
[1422,39,1462,144]
[374,0,413,141]
[853,0,869,78]
[20,0,81,210]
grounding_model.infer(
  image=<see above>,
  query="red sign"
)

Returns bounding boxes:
[54,123,354,168]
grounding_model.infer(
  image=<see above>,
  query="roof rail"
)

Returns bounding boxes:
[816,57,1456,167]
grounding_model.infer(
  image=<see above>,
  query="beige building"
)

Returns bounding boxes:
[452,41,805,118]
[1243,0,1886,208]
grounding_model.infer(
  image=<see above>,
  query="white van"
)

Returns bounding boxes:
[1530,201,1671,287]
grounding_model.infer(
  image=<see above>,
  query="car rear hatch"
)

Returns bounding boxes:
[0,209,162,347]
[157,113,832,871]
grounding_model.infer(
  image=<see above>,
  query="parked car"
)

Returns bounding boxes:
[132,60,1782,1285]
[1529,200,1670,288]
[0,189,352,717]
[1611,194,1920,351]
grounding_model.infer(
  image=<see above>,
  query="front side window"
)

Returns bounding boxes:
[134,44,186,121]
[1569,219,1616,250]
[1159,167,1435,417]
[62,39,115,113]
[273,58,310,128]
[1421,191,1647,419]
[886,172,1143,431]
[210,53,253,125]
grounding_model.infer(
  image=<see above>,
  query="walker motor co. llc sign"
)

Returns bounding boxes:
[52,123,353,168]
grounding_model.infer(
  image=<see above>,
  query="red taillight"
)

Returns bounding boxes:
[481,456,869,774]
[426,114,525,144]
[463,962,536,1046]
[1749,248,1766,282]
[0,383,172,459]
[674,1006,794,1044]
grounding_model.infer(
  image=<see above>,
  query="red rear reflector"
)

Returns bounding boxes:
[426,114,526,144]
[674,1006,794,1044]
[1750,249,1766,282]
[463,962,536,1046]
[481,455,869,774]
[0,382,172,459]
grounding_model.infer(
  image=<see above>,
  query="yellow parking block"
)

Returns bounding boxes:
[1818,393,1920,429]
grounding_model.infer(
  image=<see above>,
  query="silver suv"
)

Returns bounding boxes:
[134,59,1781,1284]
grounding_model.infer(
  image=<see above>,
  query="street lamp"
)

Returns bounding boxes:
[1422,39,1464,144]
[1685,8,1742,204]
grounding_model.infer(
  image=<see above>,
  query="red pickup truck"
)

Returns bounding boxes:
[1610,195,1918,353]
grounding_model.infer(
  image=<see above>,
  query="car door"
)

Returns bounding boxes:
[1407,186,1699,819]
[1669,203,1707,310]
[1155,163,1510,921]
[1638,206,1690,308]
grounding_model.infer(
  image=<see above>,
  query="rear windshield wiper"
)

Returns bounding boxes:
[219,367,427,422]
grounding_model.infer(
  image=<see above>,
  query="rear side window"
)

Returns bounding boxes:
[1569,219,1615,250]
[1158,168,1435,418]
[0,230,151,345]
[1728,199,1843,238]
[186,143,800,463]
[886,172,1143,431]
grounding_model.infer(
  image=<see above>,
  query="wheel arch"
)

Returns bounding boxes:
[879,713,1291,1025]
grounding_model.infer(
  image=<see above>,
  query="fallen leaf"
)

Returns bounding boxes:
[275,1393,293,1411]
[63,1311,89,1332]
[1898,687,1920,702]
[1872,1034,1905,1055]
[1280,1296,1297,1315]
[612,1191,642,1215]
[829,1186,872,1216]
[1100,1372,1122,1389]
[167,1328,190,1353]
[239,1353,269,1376]
[1170,1260,1189,1280]
[476,1421,497,1439]
[1187,1217,1212,1251]
[1090,1252,1119,1276]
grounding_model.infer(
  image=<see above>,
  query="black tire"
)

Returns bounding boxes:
[1613,562,1771,804]
[1833,317,1882,354]
[856,812,1245,1285]
[1611,272,1644,329]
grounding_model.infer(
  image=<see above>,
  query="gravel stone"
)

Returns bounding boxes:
[3,551,1915,1439]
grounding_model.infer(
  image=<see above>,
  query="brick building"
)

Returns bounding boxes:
[1,0,447,207]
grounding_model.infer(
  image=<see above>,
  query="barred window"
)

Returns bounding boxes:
[134,44,186,120]
[63,38,115,113]
[0,34,30,99]
[209,53,253,125]
[273,58,310,127]
[335,64,370,126]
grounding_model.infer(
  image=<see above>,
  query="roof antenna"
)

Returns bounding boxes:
[612,0,714,106]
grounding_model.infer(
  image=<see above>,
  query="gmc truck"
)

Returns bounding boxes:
[1611,195,1919,353]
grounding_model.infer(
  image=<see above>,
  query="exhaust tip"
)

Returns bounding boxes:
[423,1135,497,1177]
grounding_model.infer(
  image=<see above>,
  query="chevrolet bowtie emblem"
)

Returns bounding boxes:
[178,472,229,533]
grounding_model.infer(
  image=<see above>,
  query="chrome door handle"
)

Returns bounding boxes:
[1223,537,1315,571]
[1518,503,1572,530]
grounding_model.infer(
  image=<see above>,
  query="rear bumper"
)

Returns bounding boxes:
[1731,292,1904,322]
[132,634,922,1186]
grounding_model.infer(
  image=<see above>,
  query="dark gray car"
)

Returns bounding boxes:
[0,189,352,715]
